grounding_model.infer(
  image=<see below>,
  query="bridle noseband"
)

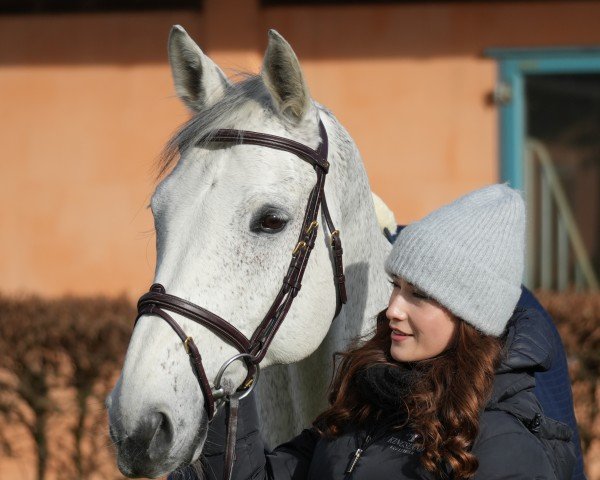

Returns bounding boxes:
[134,117,346,478]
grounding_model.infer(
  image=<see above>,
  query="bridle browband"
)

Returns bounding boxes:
[134,117,346,479]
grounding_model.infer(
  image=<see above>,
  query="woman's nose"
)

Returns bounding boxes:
[387,296,409,322]
[388,309,408,323]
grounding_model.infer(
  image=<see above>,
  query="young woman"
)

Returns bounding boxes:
[179,184,576,480]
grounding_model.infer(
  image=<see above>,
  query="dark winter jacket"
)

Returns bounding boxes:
[518,288,585,480]
[180,307,576,480]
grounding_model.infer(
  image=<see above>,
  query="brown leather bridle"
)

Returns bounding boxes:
[134,118,346,479]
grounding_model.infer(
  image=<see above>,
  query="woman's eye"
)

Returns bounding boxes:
[260,214,287,232]
[388,279,401,289]
[413,290,430,300]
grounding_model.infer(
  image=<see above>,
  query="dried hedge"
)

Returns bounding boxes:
[0,292,598,479]
[536,291,600,479]
[0,294,134,480]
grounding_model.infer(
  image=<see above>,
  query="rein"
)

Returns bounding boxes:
[134,117,346,479]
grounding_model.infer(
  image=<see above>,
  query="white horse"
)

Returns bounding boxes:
[106,26,391,478]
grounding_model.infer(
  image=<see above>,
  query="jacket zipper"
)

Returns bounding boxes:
[345,434,371,475]
[344,418,407,477]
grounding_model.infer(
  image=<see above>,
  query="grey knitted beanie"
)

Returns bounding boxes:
[384,184,525,336]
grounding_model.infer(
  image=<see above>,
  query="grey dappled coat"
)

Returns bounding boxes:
[177,307,576,480]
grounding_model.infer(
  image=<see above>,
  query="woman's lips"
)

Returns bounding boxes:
[391,329,413,342]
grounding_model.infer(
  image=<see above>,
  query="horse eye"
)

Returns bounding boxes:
[260,214,287,232]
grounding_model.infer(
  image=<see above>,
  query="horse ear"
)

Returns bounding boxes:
[261,30,311,123]
[168,25,230,112]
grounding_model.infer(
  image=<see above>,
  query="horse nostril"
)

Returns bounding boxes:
[118,410,175,475]
[149,411,174,457]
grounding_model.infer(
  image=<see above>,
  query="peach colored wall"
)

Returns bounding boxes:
[2,1,600,298]
[0,12,202,298]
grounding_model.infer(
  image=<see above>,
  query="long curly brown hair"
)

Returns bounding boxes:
[314,310,503,479]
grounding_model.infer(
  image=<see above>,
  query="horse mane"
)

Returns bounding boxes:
[159,74,273,178]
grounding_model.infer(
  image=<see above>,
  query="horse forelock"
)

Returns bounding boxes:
[159,75,263,176]
[158,74,324,180]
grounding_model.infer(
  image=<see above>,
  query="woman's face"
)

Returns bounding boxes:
[386,277,457,362]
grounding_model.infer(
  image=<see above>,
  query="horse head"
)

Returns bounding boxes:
[107,26,390,478]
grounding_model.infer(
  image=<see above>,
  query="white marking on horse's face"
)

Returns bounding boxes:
[108,105,338,475]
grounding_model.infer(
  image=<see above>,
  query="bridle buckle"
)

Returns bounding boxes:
[305,221,319,234]
[330,229,340,245]
[184,336,193,354]
[292,241,307,256]
[242,377,254,389]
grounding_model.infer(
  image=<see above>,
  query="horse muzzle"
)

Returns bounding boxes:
[110,408,184,478]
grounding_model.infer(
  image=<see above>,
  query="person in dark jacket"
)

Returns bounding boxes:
[174,185,577,480]
[191,307,575,480]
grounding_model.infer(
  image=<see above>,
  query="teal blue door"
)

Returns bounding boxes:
[487,47,600,291]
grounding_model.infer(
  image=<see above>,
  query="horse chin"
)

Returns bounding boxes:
[117,458,177,479]
[115,429,205,479]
